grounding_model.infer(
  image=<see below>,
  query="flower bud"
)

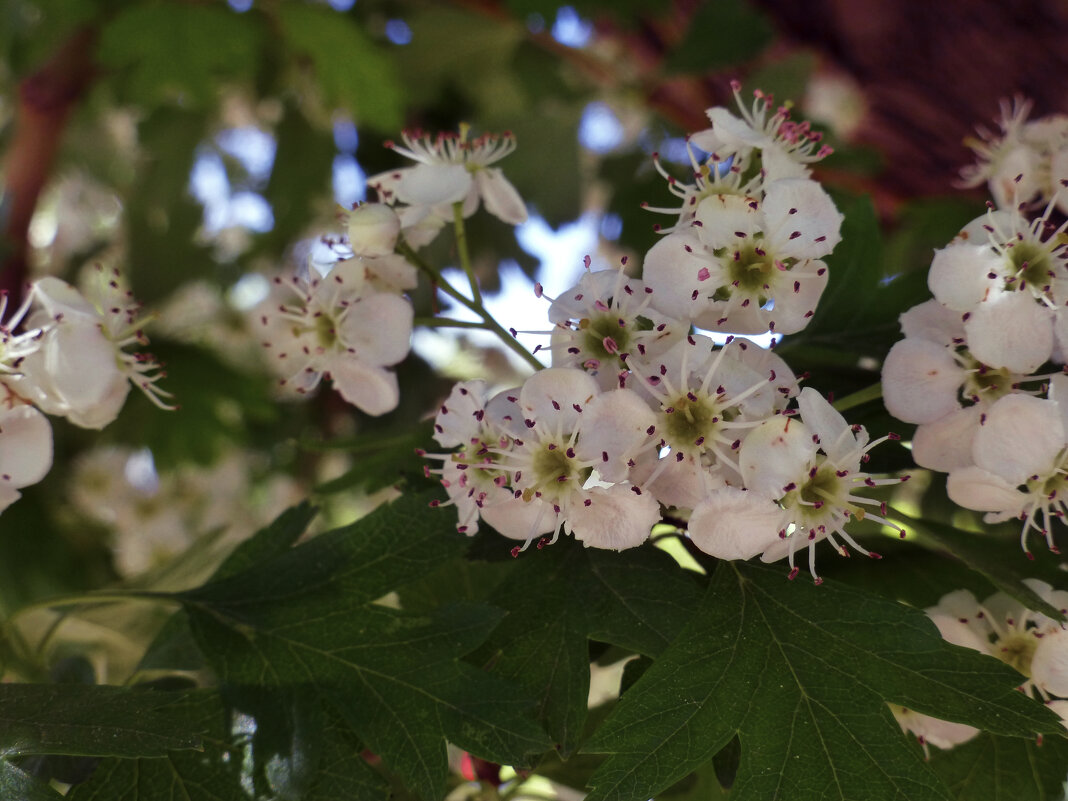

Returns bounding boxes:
[347,203,400,257]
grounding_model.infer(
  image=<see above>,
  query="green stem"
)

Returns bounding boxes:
[832,382,883,413]
[399,241,544,372]
[7,589,178,622]
[453,201,482,306]
[414,316,486,330]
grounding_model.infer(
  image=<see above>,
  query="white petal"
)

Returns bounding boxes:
[964,290,1053,373]
[946,466,1024,513]
[911,406,982,472]
[42,321,119,410]
[739,415,815,498]
[893,708,980,751]
[693,194,759,251]
[576,389,656,483]
[474,168,527,225]
[1032,629,1068,697]
[519,368,600,430]
[763,259,829,335]
[927,244,1001,311]
[707,107,765,148]
[433,379,489,448]
[643,232,714,322]
[899,299,965,345]
[689,486,785,560]
[0,405,53,487]
[340,293,413,366]
[797,387,857,464]
[396,163,472,207]
[31,276,97,318]
[881,338,966,424]
[973,394,1063,484]
[65,374,129,430]
[330,362,399,416]
[346,203,400,257]
[566,484,658,550]
[763,178,843,260]
[481,495,558,541]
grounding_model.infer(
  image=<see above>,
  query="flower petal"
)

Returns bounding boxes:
[474,168,527,225]
[689,486,785,560]
[881,338,966,424]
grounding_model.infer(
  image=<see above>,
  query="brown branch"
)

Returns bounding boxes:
[1,27,97,304]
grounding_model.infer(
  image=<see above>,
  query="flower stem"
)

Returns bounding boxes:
[399,241,543,372]
[453,201,482,306]
[832,382,883,413]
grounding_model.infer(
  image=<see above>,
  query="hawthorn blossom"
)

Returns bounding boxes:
[691,388,903,582]
[369,127,527,227]
[18,269,172,429]
[544,262,682,389]
[690,81,834,185]
[644,178,842,335]
[0,403,53,515]
[258,259,412,415]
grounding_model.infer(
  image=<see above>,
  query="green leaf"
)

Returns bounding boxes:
[176,492,550,799]
[477,536,703,756]
[928,732,1068,801]
[0,684,201,758]
[276,4,403,131]
[583,562,1064,801]
[98,4,263,107]
[67,691,389,801]
[0,760,64,801]
[663,0,774,74]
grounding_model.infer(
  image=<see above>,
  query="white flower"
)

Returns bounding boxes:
[258,260,412,416]
[345,202,401,257]
[690,82,834,185]
[946,391,1068,554]
[644,179,842,335]
[369,127,527,226]
[18,269,171,429]
[0,402,53,515]
[544,264,682,389]
[692,388,903,582]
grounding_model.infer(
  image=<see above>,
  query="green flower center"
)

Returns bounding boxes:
[581,314,630,361]
[662,393,725,450]
[994,632,1037,677]
[1008,241,1052,291]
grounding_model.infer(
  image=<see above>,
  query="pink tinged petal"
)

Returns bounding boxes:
[945,465,1024,513]
[1031,629,1068,697]
[339,293,413,366]
[566,484,659,550]
[643,232,716,322]
[899,299,966,345]
[973,394,1063,484]
[347,203,400,257]
[911,406,981,472]
[330,362,400,416]
[474,168,528,225]
[927,244,1001,311]
[0,405,53,487]
[433,379,489,448]
[739,415,816,498]
[481,495,558,541]
[881,338,966,424]
[396,163,472,206]
[630,450,713,509]
[964,290,1053,373]
[689,486,785,560]
[362,254,419,292]
[519,367,600,429]
[763,178,843,259]
[577,388,657,483]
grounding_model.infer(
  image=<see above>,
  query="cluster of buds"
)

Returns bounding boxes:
[894,580,1068,751]
[0,266,170,517]
[882,105,1068,556]
[420,88,905,582]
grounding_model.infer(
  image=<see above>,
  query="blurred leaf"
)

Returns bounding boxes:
[584,562,1064,801]
[276,4,403,132]
[927,732,1068,801]
[475,535,704,757]
[175,492,550,799]
[0,760,63,801]
[98,4,263,107]
[0,684,200,758]
[663,0,774,74]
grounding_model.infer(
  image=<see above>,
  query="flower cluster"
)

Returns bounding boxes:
[883,105,1068,556]
[0,265,170,518]
[894,580,1068,751]
[419,91,904,581]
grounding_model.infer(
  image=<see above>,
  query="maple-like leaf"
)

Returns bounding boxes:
[583,562,1064,801]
